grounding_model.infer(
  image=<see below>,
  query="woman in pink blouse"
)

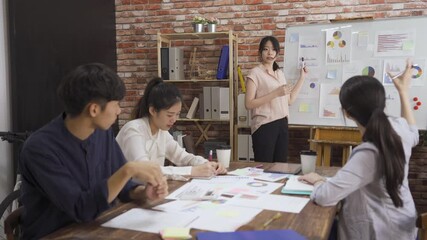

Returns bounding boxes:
[245,36,307,162]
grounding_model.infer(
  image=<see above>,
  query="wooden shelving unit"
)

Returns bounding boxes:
[157,31,238,159]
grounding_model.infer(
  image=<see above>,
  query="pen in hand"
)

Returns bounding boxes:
[390,64,417,80]
[262,212,282,230]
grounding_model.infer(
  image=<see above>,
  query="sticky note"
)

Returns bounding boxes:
[217,210,239,218]
[402,40,414,50]
[161,227,191,239]
[299,103,311,113]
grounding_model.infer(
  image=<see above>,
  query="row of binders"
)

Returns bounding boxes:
[199,87,230,120]
[160,46,229,81]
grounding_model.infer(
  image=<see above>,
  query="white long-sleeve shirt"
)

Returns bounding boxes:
[311,117,418,239]
[116,117,207,175]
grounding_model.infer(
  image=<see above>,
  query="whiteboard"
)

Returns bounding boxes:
[284,16,427,130]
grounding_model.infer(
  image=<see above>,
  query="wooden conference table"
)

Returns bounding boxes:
[43,162,340,240]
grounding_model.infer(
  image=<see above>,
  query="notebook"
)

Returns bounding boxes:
[281,176,313,196]
[263,163,301,174]
[196,229,306,240]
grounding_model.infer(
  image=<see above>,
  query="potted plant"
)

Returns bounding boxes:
[192,16,206,33]
[206,17,219,32]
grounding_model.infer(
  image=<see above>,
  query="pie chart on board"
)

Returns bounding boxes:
[327,41,334,48]
[333,31,342,39]
[362,66,375,77]
[338,40,346,48]
[412,65,423,78]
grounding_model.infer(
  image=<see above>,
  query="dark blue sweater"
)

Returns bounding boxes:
[19,114,138,239]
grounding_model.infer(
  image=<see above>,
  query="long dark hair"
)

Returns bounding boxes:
[258,36,280,71]
[339,76,405,207]
[132,77,182,119]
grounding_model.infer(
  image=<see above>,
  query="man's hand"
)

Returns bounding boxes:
[130,177,168,205]
[144,178,168,203]
[129,161,164,186]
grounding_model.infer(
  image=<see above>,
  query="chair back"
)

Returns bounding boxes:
[4,206,23,240]
[1,189,21,240]
[417,213,427,240]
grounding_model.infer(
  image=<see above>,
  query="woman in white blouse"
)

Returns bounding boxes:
[299,60,418,239]
[116,77,227,177]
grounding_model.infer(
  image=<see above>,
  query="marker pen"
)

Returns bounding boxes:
[208,150,213,161]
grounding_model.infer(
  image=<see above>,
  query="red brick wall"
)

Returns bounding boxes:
[115,0,427,212]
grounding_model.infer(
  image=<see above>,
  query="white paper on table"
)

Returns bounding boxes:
[153,200,201,212]
[185,203,262,232]
[228,167,290,182]
[283,176,314,192]
[226,193,310,213]
[167,176,254,200]
[101,208,198,233]
[223,179,284,195]
[166,182,220,200]
[191,175,252,184]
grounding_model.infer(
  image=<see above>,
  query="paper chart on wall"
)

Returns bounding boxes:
[383,58,426,86]
[342,60,383,83]
[325,27,352,64]
[374,30,416,57]
[384,87,400,117]
[298,36,321,68]
[319,83,341,119]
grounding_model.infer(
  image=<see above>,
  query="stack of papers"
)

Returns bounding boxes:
[281,176,314,195]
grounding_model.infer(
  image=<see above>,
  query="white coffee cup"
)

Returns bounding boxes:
[216,149,231,168]
[300,150,317,174]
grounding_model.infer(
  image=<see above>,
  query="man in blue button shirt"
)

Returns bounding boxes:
[19,63,168,239]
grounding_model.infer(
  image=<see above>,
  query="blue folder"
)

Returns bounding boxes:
[196,229,307,240]
[216,45,229,80]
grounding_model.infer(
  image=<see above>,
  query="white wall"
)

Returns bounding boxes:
[0,0,13,201]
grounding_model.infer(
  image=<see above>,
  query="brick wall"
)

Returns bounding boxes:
[115,0,427,212]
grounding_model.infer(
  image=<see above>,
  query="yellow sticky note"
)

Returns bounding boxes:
[299,103,311,112]
[161,227,191,239]
[217,210,239,217]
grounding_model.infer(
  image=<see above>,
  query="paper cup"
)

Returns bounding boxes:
[300,150,317,174]
[216,149,231,168]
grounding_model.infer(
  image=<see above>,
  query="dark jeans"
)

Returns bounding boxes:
[251,117,288,163]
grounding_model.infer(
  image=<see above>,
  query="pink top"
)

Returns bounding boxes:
[246,64,290,133]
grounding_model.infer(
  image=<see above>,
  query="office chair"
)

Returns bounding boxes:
[1,189,21,240]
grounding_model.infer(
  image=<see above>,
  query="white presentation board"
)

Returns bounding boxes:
[284,16,427,130]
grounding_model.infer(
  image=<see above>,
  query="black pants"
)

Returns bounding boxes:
[251,117,288,163]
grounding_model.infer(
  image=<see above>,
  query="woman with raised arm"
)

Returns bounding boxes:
[116,77,227,178]
[299,60,418,239]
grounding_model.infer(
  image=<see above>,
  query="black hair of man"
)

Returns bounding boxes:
[57,63,125,117]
